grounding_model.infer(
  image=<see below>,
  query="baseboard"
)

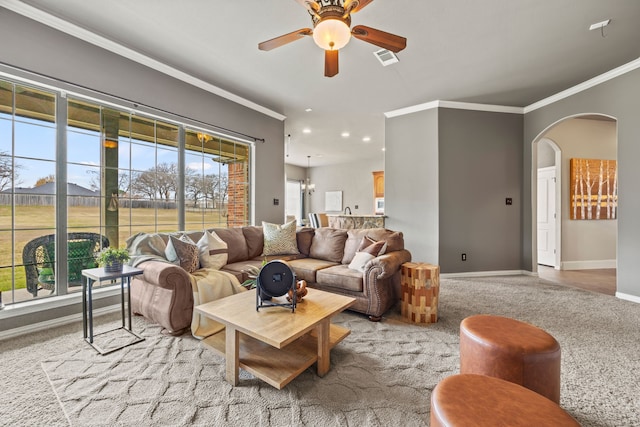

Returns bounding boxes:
[0,304,120,341]
[560,260,616,270]
[441,270,530,279]
[615,292,640,304]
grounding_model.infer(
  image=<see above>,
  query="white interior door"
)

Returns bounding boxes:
[285,180,302,224]
[537,167,557,267]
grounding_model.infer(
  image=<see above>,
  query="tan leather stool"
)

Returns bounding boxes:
[430,374,579,426]
[460,314,561,403]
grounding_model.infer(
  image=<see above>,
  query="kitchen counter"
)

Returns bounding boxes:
[326,214,386,229]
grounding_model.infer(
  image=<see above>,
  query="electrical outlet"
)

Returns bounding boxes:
[354,205,358,209]
[273,198,279,206]
[461,253,467,261]
[506,198,513,205]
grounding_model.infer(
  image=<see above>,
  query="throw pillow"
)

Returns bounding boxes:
[348,251,375,272]
[197,230,228,270]
[165,234,199,273]
[357,236,387,256]
[262,220,300,256]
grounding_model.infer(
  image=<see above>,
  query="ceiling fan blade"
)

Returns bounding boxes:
[258,28,313,51]
[294,0,320,12]
[325,50,339,77]
[351,25,406,52]
[346,0,374,14]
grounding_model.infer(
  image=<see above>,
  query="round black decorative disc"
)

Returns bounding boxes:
[257,260,295,298]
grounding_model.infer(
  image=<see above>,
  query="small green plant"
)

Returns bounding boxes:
[241,258,267,289]
[96,247,130,267]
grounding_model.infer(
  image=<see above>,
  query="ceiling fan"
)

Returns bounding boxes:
[258,0,407,77]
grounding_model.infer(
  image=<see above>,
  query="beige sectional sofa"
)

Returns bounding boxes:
[128,226,411,334]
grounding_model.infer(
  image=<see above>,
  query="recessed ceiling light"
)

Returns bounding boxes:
[341,132,350,137]
[362,136,371,142]
[303,128,311,134]
[305,108,313,112]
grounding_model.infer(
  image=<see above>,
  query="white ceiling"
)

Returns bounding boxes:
[7,0,640,167]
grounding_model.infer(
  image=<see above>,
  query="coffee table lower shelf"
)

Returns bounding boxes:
[202,323,350,389]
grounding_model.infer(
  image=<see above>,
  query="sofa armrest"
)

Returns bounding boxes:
[131,260,194,334]
[137,260,192,290]
[366,249,412,279]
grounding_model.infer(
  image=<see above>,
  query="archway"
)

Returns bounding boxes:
[530,114,618,279]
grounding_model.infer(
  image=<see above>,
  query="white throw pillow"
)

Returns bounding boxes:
[348,251,375,272]
[262,220,300,256]
[197,230,228,270]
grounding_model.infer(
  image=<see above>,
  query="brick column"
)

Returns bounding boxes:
[226,162,249,227]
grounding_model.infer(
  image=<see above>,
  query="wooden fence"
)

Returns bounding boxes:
[0,194,177,209]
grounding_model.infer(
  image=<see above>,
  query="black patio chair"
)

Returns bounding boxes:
[22,232,110,297]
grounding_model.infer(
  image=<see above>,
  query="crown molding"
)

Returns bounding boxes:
[523,56,640,113]
[384,100,440,118]
[384,100,522,118]
[386,56,640,118]
[439,101,523,114]
[2,0,287,121]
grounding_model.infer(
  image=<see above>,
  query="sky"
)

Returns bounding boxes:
[1,114,224,191]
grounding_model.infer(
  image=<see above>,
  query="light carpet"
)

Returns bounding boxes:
[4,275,640,426]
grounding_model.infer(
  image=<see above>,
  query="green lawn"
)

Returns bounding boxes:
[0,205,226,292]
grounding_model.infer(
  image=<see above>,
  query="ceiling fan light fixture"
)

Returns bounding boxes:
[313,18,351,50]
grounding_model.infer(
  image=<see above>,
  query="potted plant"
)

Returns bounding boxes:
[97,247,130,273]
[241,259,267,290]
[241,258,270,299]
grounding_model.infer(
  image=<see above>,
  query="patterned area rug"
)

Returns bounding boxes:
[41,276,640,426]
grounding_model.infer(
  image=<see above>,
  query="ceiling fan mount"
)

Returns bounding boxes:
[258,0,406,77]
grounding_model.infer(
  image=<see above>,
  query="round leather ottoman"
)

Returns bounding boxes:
[430,374,579,426]
[460,314,561,403]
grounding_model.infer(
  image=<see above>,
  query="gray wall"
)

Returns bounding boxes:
[386,108,522,272]
[306,157,384,217]
[386,109,439,264]
[285,164,306,182]
[438,109,523,273]
[524,69,640,298]
[0,9,285,225]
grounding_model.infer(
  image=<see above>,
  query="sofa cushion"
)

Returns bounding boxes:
[212,227,248,263]
[126,232,167,259]
[165,234,199,273]
[242,226,264,259]
[358,237,387,256]
[348,251,375,272]
[223,259,265,283]
[262,221,299,256]
[342,228,404,264]
[309,228,348,263]
[197,230,228,270]
[367,229,404,252]
[287,258,340,283]
[296,227,315,256]
[316,265,363,293]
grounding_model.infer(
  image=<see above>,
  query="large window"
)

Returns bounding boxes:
[184,130,250,230]
[0,81,57,303]
[0,76,252,306]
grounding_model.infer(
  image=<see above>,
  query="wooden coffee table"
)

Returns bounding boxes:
[195,287,356,389]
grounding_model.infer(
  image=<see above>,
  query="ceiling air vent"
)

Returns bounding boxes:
[374,48,399,66]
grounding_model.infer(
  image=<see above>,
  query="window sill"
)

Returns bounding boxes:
[0,285,121,319]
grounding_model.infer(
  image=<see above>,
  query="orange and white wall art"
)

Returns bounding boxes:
[570,158,618,220]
